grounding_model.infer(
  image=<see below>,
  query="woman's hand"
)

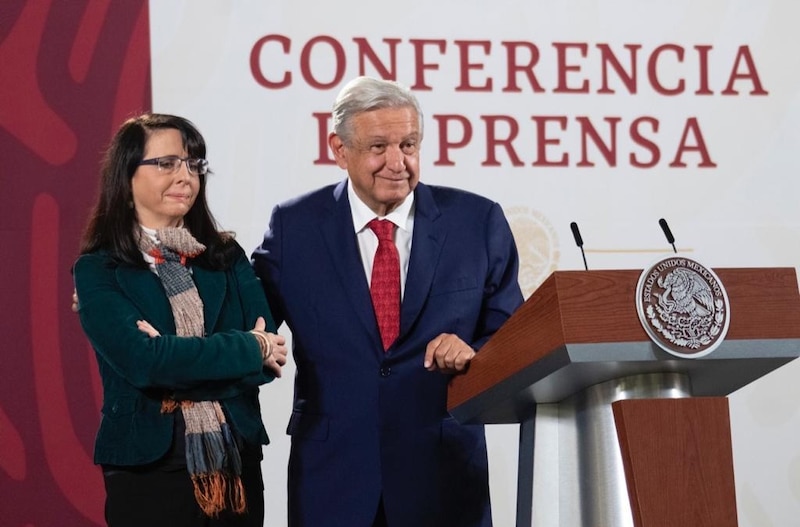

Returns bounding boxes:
[250,317,288,377]
[137,319,161,337]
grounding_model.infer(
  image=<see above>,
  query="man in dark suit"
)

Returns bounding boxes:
[252,76,524,527]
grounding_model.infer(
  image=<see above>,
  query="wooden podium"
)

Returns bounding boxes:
[448,268,800,527]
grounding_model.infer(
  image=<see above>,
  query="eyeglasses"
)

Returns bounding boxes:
[138,156,209,176]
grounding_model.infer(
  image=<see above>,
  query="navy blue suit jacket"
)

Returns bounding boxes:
[252,180,523,527]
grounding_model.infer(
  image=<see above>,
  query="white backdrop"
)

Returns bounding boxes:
[150,1,800,525]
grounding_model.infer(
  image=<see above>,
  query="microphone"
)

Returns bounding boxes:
[570,222,588,270]
[658,218,677,254]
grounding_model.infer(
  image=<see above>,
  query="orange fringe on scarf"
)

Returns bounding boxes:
[161,399,246,516]
[161,398,188,414]
[191,472,247,516]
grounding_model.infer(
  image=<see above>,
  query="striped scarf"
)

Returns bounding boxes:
[138,227,246,517]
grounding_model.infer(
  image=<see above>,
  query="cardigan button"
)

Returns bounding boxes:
[379,366,391,377]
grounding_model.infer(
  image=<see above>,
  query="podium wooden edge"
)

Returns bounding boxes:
[613,398,739,527]
[448,267,800,423]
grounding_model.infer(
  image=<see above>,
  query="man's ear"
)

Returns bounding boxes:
[328,133,348,169]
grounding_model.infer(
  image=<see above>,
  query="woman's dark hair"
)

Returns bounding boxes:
[80,113,236,269]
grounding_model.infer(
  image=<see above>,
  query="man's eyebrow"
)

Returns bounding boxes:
[356,132,420,144]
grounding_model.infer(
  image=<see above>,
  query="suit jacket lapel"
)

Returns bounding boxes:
[321,180,382,341]
[401,183,444,337]
[116,266,176,334]
[192,265,226,335]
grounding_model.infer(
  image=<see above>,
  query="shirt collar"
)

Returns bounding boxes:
[348,180,415,233]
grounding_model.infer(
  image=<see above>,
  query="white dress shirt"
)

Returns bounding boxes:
[348,181,414,301]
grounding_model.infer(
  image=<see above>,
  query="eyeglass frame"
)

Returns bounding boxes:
[138,155,209,176]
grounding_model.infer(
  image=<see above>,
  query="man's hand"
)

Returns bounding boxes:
[423,333,476,373]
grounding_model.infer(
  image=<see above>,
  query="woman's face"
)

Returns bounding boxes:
[131,128,199,229]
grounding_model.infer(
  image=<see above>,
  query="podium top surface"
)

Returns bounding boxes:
[447,267,800,424]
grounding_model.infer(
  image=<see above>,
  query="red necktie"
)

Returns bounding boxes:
[368,219,400,351]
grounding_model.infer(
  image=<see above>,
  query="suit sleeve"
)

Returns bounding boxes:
[473,202,524,350]
[74,252,267,394]
[251,204,288,329]
[231,242,277,333]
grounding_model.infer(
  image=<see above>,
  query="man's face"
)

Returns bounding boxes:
[329,106,421,216]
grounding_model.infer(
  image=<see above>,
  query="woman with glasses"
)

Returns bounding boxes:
[73,113,287,527]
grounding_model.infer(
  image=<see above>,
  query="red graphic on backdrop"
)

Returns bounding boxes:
[0,0,76,164]
[0,2,151,525]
